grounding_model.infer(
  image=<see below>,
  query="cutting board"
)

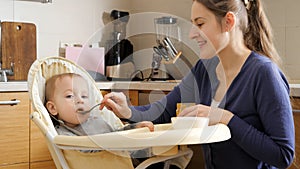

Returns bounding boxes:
[1,21,36,81]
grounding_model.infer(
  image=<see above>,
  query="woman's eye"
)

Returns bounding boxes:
[197,23,204,28]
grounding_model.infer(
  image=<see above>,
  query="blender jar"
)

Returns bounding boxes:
[154,16,181,46]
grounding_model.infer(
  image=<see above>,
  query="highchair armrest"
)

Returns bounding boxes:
[30,111,51,136]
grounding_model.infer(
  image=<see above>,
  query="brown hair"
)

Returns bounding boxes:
[193,0,281,65]
[45,73,83,102]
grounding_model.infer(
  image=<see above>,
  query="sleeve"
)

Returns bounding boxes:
[228,63,295,168]
[128,63,201,124]
[128,82,182,124]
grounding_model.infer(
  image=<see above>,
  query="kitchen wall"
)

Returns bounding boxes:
[128,0,197,78]
[264,0,300,82]
[0,0,132,59]
[129,0,300,82]
[0,0,299,81]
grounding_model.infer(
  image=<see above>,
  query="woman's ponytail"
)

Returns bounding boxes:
[244,0,281,65]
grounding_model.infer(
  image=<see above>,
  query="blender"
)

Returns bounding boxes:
[151,16,182,80]
[105,10,135,80]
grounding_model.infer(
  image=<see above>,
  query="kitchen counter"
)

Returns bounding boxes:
[1,81,300,97]
[290,84,300,97]
[0,81,180,92]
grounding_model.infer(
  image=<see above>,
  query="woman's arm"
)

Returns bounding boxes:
[229,63,295,168]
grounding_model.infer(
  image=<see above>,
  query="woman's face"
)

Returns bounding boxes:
[189,1,229,59]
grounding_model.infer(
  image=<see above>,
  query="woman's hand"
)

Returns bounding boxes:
[135,121,154,132]
[178,104,234,125]
[99,92,132,119]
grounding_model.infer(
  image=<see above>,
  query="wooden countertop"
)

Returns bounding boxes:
[1,81,300,97]
[94,81,180,91]
[0,81,180,92]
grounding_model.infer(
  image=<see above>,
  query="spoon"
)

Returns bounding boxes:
[77,103,102,114]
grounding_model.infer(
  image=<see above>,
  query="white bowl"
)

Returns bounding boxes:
[171,117,209,130]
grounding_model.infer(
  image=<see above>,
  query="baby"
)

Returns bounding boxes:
[44,73,154,136]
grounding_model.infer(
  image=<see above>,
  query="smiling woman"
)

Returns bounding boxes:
[100,0,295,169]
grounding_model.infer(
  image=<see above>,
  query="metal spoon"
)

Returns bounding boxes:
[76,103,101,114]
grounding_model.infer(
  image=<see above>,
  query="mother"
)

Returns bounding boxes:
[101,0,295,168]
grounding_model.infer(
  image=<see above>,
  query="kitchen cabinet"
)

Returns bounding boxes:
[290,97,300,169]
[29,161,55,169]
[0,163,29,169]
[30,118,56,169]
[0,92,55,169]
[0,92,29,168]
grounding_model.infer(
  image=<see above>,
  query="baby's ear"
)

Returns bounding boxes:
[46,101,58,115]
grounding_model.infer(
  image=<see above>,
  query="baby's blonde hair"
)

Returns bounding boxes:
[45,73,83,102]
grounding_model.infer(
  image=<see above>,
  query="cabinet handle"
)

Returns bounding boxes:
[293,109,300,113]
[0,99,20,106]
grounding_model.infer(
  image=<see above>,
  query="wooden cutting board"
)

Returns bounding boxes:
[1,21,36,81]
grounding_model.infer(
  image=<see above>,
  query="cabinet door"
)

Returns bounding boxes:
[30,120,54,163]
[29,99,56,168]
[0,163,29,169]
[30,161,56,169]
[290,97,300,169]
[0,92,29,166]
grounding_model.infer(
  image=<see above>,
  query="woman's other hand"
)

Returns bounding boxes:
[99,92,132,119]
[178,104,234,125]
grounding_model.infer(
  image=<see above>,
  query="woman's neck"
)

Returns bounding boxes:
[213,43,251,101]
[217,36,251,73]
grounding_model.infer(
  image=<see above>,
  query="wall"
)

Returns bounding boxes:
[0,0,299,81]
[0,0,131,59]
[129,0,300,82]
[128,0,196,78]
[264,0,300,82]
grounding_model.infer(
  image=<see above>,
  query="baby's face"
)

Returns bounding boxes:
[53,75,91,127]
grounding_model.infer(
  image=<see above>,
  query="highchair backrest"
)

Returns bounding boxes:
[27,56,133,169]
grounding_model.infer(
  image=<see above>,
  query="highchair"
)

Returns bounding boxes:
[27,56,194,169]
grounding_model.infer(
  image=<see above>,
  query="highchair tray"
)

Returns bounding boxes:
[53,123,231,151]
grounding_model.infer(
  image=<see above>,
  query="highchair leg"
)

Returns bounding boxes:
[135,147,193,169]
[163,160,171,169]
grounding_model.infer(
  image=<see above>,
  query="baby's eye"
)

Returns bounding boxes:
[82,95,89,99]
[66,94,74,99]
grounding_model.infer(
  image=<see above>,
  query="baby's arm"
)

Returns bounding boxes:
[134,121,154,132]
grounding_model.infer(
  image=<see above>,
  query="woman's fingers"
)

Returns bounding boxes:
[99,92,119,110]
[178,104,210,117]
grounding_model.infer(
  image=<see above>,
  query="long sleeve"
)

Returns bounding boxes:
[129,71,196,124]
[227,62,294,168]
[207,52,295,169]
[128,57,218,124]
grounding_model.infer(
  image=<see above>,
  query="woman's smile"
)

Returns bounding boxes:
[197,40,207,48]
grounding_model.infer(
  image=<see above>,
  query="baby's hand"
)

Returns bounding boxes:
[135,121,154,132]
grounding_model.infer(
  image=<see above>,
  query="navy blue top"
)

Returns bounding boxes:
[129,52,295,169]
